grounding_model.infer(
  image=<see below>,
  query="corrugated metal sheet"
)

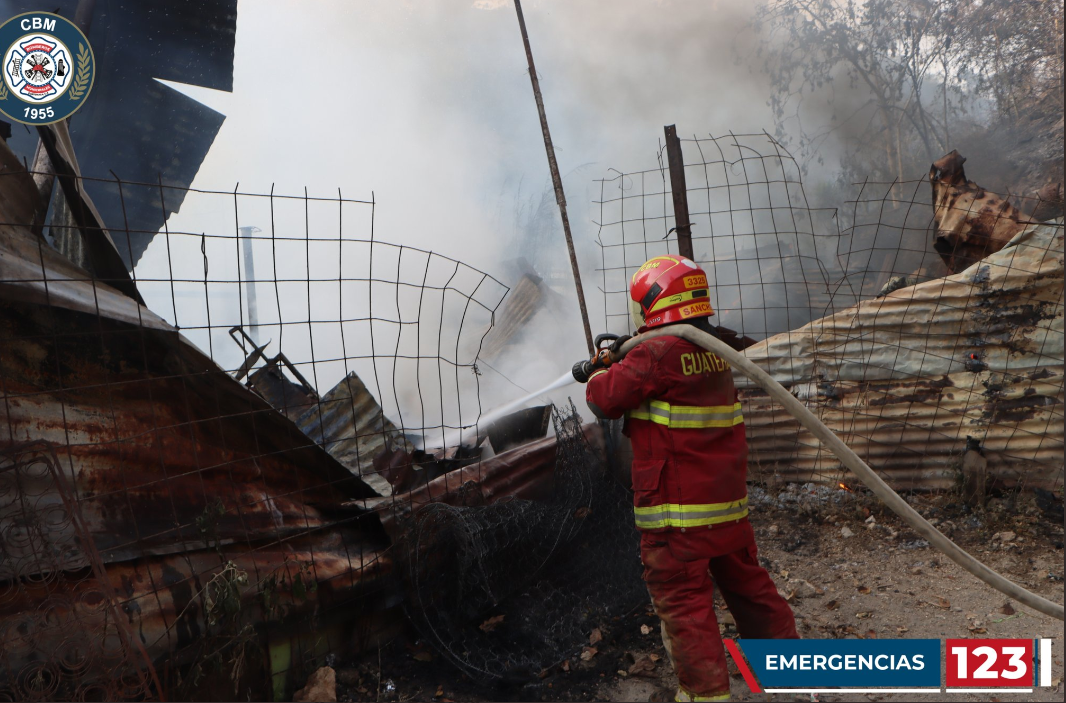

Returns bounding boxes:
[247,360,413,497]
[0,299,380,559]
[479,273,544,362]
[0,143,392,686]
[0,442,164,701]
[0,307,393,672]
[294,372,414,497]
[740,219,1064,490]
[1,139,598,693]
[357,422,606,536]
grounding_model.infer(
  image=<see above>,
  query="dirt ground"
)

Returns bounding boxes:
[332,486,1064,703]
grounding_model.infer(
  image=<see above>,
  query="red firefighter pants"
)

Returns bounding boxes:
[641,532,798,699]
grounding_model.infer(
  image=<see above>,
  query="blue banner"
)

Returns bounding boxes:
[738,639,941,688]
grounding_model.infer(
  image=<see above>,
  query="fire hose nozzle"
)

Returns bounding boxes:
[573,333,629,383]
[572,349,615,383]
[572,359,594,384]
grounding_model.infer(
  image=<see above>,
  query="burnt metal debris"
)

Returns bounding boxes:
[235,327,414,497]
[0,442,163,701]
[741,217,1063,491]
[0,133,539,700]
[397,402,643,683]
[595,131,1063,495]
[2,114,1063,702]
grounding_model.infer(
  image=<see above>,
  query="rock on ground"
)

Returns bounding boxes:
[294,666,337,703]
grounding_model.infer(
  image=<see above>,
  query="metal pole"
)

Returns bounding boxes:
[512,0,594,354]
[239,225,261,340]
[664,125,694,260]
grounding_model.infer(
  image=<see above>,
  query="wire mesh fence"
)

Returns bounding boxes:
[0,441,163,702]
[1,124,1063,702]
[593,132,1064,499]
[397,401,643,683]
[0,165,537,700]
[594,132,840,340]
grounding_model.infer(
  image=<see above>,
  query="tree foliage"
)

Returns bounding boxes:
[752,0,1064,190]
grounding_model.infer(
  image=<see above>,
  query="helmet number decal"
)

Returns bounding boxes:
[684,274,707,289]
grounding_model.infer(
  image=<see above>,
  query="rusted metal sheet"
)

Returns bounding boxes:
[741,220,1064,490]
[929,150,1031,273]
[0,308,392,680]
[0,299,380,561]
[103,530,391,676]
[0,309,394,691]
[1,144,394,693]
[0,442,163,701]
[358,422,606,535]
[0,517,392,689]
[295,371,414,496]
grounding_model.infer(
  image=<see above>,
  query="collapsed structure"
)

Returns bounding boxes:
[742,216,1063,491]
[1,119,1063,702]
[595,136,1063,495]
[740,151,1063,491]
[0,126,601,699]
[1,133,387,699]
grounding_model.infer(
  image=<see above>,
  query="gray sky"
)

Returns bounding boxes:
[150,0,773,266]
[139,0,783,425]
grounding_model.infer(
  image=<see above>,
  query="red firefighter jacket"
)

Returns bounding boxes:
[586,334,749,537]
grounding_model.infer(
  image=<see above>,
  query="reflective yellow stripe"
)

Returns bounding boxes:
[628,400,743,428]
[588,368,609,381]
[675,687,731,701]
[634,498,748,529]
[647,288,709,314]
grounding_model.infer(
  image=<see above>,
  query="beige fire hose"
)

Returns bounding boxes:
[618,327,1065,621]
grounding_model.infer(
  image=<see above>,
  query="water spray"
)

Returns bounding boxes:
[430,370,576,450]
[432,333,623,449]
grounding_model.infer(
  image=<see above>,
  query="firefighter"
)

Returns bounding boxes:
[576,255,797,702]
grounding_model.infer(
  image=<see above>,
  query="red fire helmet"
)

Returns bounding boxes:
[629,254,714,332]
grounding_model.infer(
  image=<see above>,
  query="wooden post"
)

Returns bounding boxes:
[664,125,694,260]
[513,0,595,354]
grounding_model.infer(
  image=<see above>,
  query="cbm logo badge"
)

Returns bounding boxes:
[0,12,94,125]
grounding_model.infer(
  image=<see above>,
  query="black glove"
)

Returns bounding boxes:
[608,334,632,355]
